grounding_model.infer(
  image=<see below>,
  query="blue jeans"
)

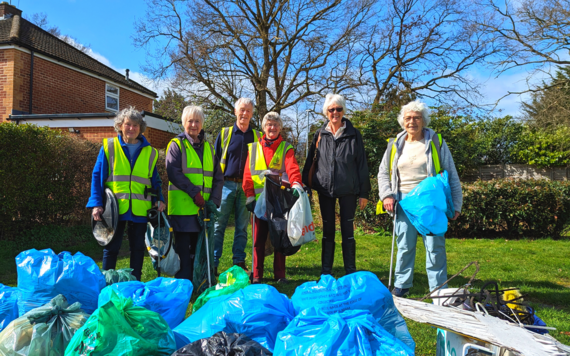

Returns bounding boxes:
[394,192,447,291]
[213,180,249,266]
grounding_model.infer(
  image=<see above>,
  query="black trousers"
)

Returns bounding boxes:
[102,221,147,281]
[174,231,200,281]
[318,193,357,275]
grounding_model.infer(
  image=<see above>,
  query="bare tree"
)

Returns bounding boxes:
[476,0,570,103]
[25,12,91,54]
[359,0,499,108]
[134,0,375,125]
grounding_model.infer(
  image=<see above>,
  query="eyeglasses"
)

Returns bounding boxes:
[328,107,343,113]
[404,116,422,122]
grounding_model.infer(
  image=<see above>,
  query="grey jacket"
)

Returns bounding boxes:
[377,128,463,212]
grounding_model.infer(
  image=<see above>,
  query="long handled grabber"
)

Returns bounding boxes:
[203,207,212,289]
[388,202,398,291]
[157,210,162,277]
[251,212,255,281]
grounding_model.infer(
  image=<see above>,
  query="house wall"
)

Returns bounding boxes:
[52,126,174,149]
[0,48,154,122]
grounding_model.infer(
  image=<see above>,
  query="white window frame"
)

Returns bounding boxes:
[105,83,120,112]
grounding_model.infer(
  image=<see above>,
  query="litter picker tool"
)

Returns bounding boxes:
[251,212,255,279]
[203,206,212,289]
[388,202,398,291]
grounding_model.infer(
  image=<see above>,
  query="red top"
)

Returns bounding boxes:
[242,135,303,198]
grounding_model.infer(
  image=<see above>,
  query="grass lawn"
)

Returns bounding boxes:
[2,224,569,355]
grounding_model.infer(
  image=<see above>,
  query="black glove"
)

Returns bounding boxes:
[246,199,256,213]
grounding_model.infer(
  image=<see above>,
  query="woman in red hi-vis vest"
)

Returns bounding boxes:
[242,112,303,284]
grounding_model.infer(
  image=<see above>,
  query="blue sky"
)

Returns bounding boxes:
[17,0,536,117]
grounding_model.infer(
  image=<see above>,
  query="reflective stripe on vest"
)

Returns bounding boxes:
[377,133,443,215]
[219,126,262,173]
[167,138,215,215]
[248,141,293,200]
[103,137,157,217]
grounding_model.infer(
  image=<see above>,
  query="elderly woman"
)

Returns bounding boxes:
[87,107,165,281]
[242,112,303,284]
[378,100,462,297]
[302,93,370,276]
[166,105,224,281]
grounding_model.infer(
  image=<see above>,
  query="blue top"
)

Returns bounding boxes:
[125,140,142,165]
[214,122,258,179]
[86,135,165,223]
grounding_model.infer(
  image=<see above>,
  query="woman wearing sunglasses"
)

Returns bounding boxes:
[302,93,370,276]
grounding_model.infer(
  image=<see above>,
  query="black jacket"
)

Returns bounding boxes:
[302,118,370,199]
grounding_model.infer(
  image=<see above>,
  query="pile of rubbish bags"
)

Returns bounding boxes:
[1,247,417,355]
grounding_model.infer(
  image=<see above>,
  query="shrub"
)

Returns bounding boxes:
[0,123,99,239]
[356,179,570,238]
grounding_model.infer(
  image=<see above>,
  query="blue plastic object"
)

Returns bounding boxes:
[16,249,106,316]
[399,170,454,237]
[291,272,415,351]
[173,284,296,351]
[273,308,414,355]
[0,284,19,332]
[98,277,193,329]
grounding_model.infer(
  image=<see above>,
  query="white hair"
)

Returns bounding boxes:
[114,106,146,135]
[322,93,347,116]
[181,105,205,125]
[234,97,254,110]
[262,111,283,130]
[397,100,431,128]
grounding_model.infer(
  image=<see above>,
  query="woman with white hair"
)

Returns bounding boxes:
[87,106,165,281]
[166,105,224,281]
[302,93,370,276]
[242,112,303,284]
[378,100,462,297]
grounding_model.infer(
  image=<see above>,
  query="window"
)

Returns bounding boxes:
[106,84,119,111]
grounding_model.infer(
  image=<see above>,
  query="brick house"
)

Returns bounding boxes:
[0,3,178,148]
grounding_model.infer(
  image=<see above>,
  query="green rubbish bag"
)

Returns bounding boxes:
[192,265,250,313]
[193,201,219,295]
[64,291,176,356]
[0,294,89,356]
[102,268,137,285]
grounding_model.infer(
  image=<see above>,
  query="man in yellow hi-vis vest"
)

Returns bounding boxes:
[212,98,262,275]
[87,107,164,281]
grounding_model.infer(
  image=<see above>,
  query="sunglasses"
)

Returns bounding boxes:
[328,107,343,113]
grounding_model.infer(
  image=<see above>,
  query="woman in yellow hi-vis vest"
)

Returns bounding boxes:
[87,107,165,281]
[242,112,304,284]
[377,100,463,297]
[166,106,224,281]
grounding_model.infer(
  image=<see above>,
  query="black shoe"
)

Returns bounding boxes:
[276,278,289,284]
[214,267,219,277]
[342,240,357,275]
[391,287,410,298]
[321,239,335,275]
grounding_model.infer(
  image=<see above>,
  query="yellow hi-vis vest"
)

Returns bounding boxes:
[103,137,158,216]
[167,138,214,216]
[219,126,262,173]
[248,141,294,200]
[376,133,443,215]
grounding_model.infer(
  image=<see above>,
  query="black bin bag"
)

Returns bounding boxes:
[264,175,300,256]
[173,331,272,356]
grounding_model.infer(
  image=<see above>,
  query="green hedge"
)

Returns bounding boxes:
[0,123,99,239]
[356,179,570,238]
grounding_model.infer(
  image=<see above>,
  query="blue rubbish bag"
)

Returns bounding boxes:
[98,277,192,329]
[291,272,415,351]
[173,284,296,352]
[16,249,106,316]
[399,170,455,237]
[273,308,414,356]
[0,284,19,332]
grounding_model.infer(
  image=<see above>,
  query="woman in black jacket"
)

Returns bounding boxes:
[302,93,371,276]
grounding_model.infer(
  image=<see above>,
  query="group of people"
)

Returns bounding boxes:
[87,94,462,296]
